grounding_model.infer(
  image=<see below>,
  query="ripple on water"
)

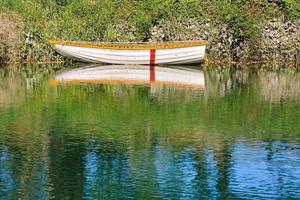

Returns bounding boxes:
[0,65,300,199]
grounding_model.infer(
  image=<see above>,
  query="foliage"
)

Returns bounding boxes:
[0,8,22,63]
[0,0,299,63]
[281,0,300,20]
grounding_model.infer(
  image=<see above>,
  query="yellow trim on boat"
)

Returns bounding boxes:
[48,40,208,50]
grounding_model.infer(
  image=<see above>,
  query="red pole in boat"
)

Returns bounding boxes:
[150,49,156,82]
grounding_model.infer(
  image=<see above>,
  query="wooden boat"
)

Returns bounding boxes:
[48,40,207,65]
[50,64,205,89]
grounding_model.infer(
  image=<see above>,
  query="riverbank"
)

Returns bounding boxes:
[0,1,299,65]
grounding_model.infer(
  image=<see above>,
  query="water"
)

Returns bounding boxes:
[0,64,300,199]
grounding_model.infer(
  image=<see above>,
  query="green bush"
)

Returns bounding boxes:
[281,0,300,21]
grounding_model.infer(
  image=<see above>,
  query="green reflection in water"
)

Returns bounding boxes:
[0,65,300,199]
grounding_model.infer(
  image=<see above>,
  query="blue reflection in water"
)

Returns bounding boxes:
[0,146,50,200]
[82,141,300,199]
[84,150,98,196]
[154,146,198,199]
[0,146,15,199]
[230,142,300,199]
[83,142,135,199]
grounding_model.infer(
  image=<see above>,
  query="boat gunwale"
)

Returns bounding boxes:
[49,40,208,50]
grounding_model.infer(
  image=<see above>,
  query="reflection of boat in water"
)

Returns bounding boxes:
[49,40,207,65]
[51,65,205,89]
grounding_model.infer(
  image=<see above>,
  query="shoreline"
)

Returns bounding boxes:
[1,60,299,71]
[1,58,299,65]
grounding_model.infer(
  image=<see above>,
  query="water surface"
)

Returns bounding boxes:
[0,64,300,199]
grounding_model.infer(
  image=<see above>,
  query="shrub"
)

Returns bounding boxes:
[0,8,22,63]
[281,0,300,21]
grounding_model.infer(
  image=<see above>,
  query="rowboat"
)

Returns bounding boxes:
[50,64,205,89]
[49,40,207,65]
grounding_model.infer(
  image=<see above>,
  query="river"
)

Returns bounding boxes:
[0,64,300,199]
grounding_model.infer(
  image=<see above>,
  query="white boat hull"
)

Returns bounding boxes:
[53,45,206,65]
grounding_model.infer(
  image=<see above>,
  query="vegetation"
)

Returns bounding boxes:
[0,0,299,64]
[0,8,21,63]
